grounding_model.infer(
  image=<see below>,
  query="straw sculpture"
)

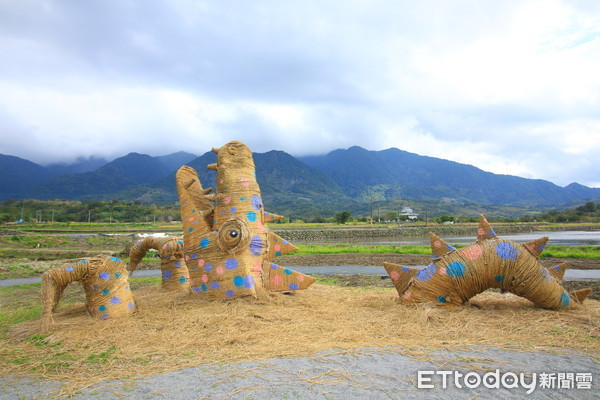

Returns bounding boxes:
[175,140,314,299]
[41,256,136,328]
[129,236,189,290]
[384,215,592,310]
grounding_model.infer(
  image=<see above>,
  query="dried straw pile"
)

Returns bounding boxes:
[4,284,599,394]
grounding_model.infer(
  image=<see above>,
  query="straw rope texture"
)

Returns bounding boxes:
[175,141,314,300]
[40,256,136,330]
[129,236,189,291]
[385,215,592,310]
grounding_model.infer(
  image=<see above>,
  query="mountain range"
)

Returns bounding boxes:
[1,147,599,217]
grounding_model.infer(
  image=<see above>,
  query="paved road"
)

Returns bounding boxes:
[0,346,597,399]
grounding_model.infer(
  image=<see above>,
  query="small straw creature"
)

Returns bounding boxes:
[41,256,136,329]
[129,236,189,290]
[384,215,591,310]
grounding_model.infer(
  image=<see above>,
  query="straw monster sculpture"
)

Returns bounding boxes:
[384,215,591,310]
[41,256,136,328]
[129,236,189,291]
[175,141,314,299]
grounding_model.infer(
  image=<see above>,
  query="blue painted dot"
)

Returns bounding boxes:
[200,238,210,247]
[221,210,226,214]
[560,292,570,307]
[244,276,254,289]
[283,268,293,275]
[446,244,456,251]
[179,276,187,284]
[225,290,235,298]
[201,284,208,292]
[110,296,121,305]
[163,270,172,280]
[230,207,237,213]
[102,289,109,296]
[188,227,194,232]
[250,235,263,256]
[205,264,212,271]
[190,254,197,260]
[177,240,183,245]
[437,296,446,303]
[275,251,282,257]
[289,282,299,290]
[99,272,110,280]
[252,195,262,210]
[495,275,504,282]
[65,267,74,272]
[282,240,289,244]
[240,197,246,201]
[81,260,87,264]
[447,262,466,278]
[489,229,496,236]
[247,211,257,222]
[416,264,436,281]
[234,276,244,287]
[110,256,121,262]
[99,305,107,312]
[496,242,518,260]
[115,273,120,278]
[432,254,439,260]
[210,281,220,289]
[225,259,238,270]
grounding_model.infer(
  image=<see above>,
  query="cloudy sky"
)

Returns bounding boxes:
[1,0,599,187]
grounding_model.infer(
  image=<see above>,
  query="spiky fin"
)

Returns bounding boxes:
[430,232,456,259]
[547,262,568,281]
[262,262,315,291]
[384,262,418,296]
[266,232,298,259]
[477,214,497,241]
[524,237,548,258]
[264,211,284,223]
[570,288,592,304]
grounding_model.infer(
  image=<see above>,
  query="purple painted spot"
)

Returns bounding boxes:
[401,266,410,273]
[230,207,237,213]
[101,314,109,320]
[163,270,172,280]
[210,281,220,289]
[252,194,262,210]
[244,276,254,289]
[271,263,278,269]
[65,267,74,272]
[193,286,201,293]
[225,290,235,298]
[416,264,436,281]
[99,272,110,280]
[205,264,213,271]
[225,258,238,270]
[174,260,182,268]
[250,235,263,256]
[496,242,518,260]
[128,302,135,309]
[110,296,122,305]
[289,282,299,290]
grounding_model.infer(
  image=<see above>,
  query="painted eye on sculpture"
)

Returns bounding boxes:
[217,219,250,253]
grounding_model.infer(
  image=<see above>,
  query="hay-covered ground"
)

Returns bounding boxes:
[1,277,598,395]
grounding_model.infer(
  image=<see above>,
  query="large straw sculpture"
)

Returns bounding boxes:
[176,140,314,299]
[41,256,136,328]
[129,236,189,290]
[384,215,591,310]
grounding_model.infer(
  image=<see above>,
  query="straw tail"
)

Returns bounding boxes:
[261,262,315,291]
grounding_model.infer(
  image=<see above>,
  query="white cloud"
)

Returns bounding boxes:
[0,0,598,188]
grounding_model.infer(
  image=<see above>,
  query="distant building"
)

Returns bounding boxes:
[401,207,419,220]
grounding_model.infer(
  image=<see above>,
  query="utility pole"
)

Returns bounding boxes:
[370,196,373,225]
[36,209,41,223]
[20,201,24,220]
[51,209,55,223]
[88,210,91,223]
